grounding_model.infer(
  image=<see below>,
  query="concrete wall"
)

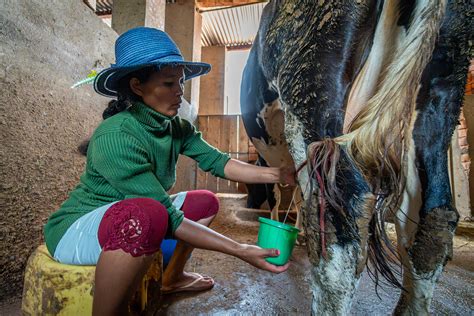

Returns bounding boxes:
[145,0,167,31]
[112,0,166,34]
[0,0,116,298]
[165,1,204,194]
[463,95,474,218]
[199,46,226,115]
[165,1,202,109]
[450,130,471,220]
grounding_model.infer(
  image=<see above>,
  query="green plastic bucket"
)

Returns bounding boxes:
[257,217,300,266]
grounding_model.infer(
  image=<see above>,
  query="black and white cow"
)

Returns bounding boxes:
[240,0,472,314]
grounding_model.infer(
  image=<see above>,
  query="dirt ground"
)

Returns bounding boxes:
[1,194,473,315]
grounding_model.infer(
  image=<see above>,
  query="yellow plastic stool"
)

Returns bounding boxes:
[22,245,162,315]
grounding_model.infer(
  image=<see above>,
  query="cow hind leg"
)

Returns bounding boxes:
[394,2,469,311]
[395,200,458,315]
[394,138,459,315]
[394,139,428,315]
[395,207,458,315]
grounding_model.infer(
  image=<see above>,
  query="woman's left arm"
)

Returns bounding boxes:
[179,120,296,185]
[224,158,296,185]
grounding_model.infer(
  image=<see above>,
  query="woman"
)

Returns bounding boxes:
[44,27,296,315]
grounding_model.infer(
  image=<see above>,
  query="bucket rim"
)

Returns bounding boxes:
[258,217,300,233]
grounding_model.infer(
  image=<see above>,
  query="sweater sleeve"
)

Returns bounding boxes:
[91,132,184,234]
[180,120,231,179]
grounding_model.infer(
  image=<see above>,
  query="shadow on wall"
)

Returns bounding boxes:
[0,0,116,299]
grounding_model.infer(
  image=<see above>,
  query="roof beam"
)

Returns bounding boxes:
[196,0,265,8]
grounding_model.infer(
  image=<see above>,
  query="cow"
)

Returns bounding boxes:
[240,0,472,314]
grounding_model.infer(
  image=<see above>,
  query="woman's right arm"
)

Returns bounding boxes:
[173,218,289,273]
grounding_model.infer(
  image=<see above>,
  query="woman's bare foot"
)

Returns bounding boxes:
[161,271,214,294]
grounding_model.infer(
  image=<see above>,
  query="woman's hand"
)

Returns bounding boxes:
[279,165,297,186]
[174,219,289,274]
[224,159,297,186]
[237,244,290,273]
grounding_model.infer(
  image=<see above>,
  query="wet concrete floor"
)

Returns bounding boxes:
[1,194,472,315]
[153,194,474,315]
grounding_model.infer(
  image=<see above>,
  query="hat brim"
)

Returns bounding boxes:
[94,61,211,98]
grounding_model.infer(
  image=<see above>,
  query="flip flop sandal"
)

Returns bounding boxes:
[161,272,214,295]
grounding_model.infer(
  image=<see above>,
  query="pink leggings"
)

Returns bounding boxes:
[97,190,219,257]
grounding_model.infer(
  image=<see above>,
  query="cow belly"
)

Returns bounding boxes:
[395,117,443,315]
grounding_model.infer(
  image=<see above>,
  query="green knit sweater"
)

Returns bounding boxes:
[44,101,230,255]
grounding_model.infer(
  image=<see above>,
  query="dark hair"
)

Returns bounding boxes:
[78,66,157,156]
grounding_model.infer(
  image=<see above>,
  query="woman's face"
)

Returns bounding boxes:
[130,66,185,117]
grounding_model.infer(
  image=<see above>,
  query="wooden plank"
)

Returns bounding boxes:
[196,0,264,8]
[196,169,207,190]
[171,156,196,193]
[217,116,242,193]
[227,117,239,192]
[195,115,251,193]
[238,116,249,157]
[221,153,237,193]
[205,116,221,148]
[205,116,220,193]
[217,116,230,192]
[237,181,248,194]
[196,116,209,190]
[237,116,254,192]
[238,153,249,162]
[228,115,239,154]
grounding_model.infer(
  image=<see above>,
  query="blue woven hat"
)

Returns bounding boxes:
[94,27,211,97]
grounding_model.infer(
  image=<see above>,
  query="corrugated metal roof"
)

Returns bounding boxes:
[201,3,266,47]
[96,0,113,15]
[92,1,266,48]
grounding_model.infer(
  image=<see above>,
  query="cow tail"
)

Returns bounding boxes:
[336,0,447,289]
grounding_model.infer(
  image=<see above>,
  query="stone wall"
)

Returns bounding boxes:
[0,0,117,298]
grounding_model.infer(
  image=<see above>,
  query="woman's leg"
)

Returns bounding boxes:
[162,190,220,293]
[93,250,154,315]
[93,198,168,315]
